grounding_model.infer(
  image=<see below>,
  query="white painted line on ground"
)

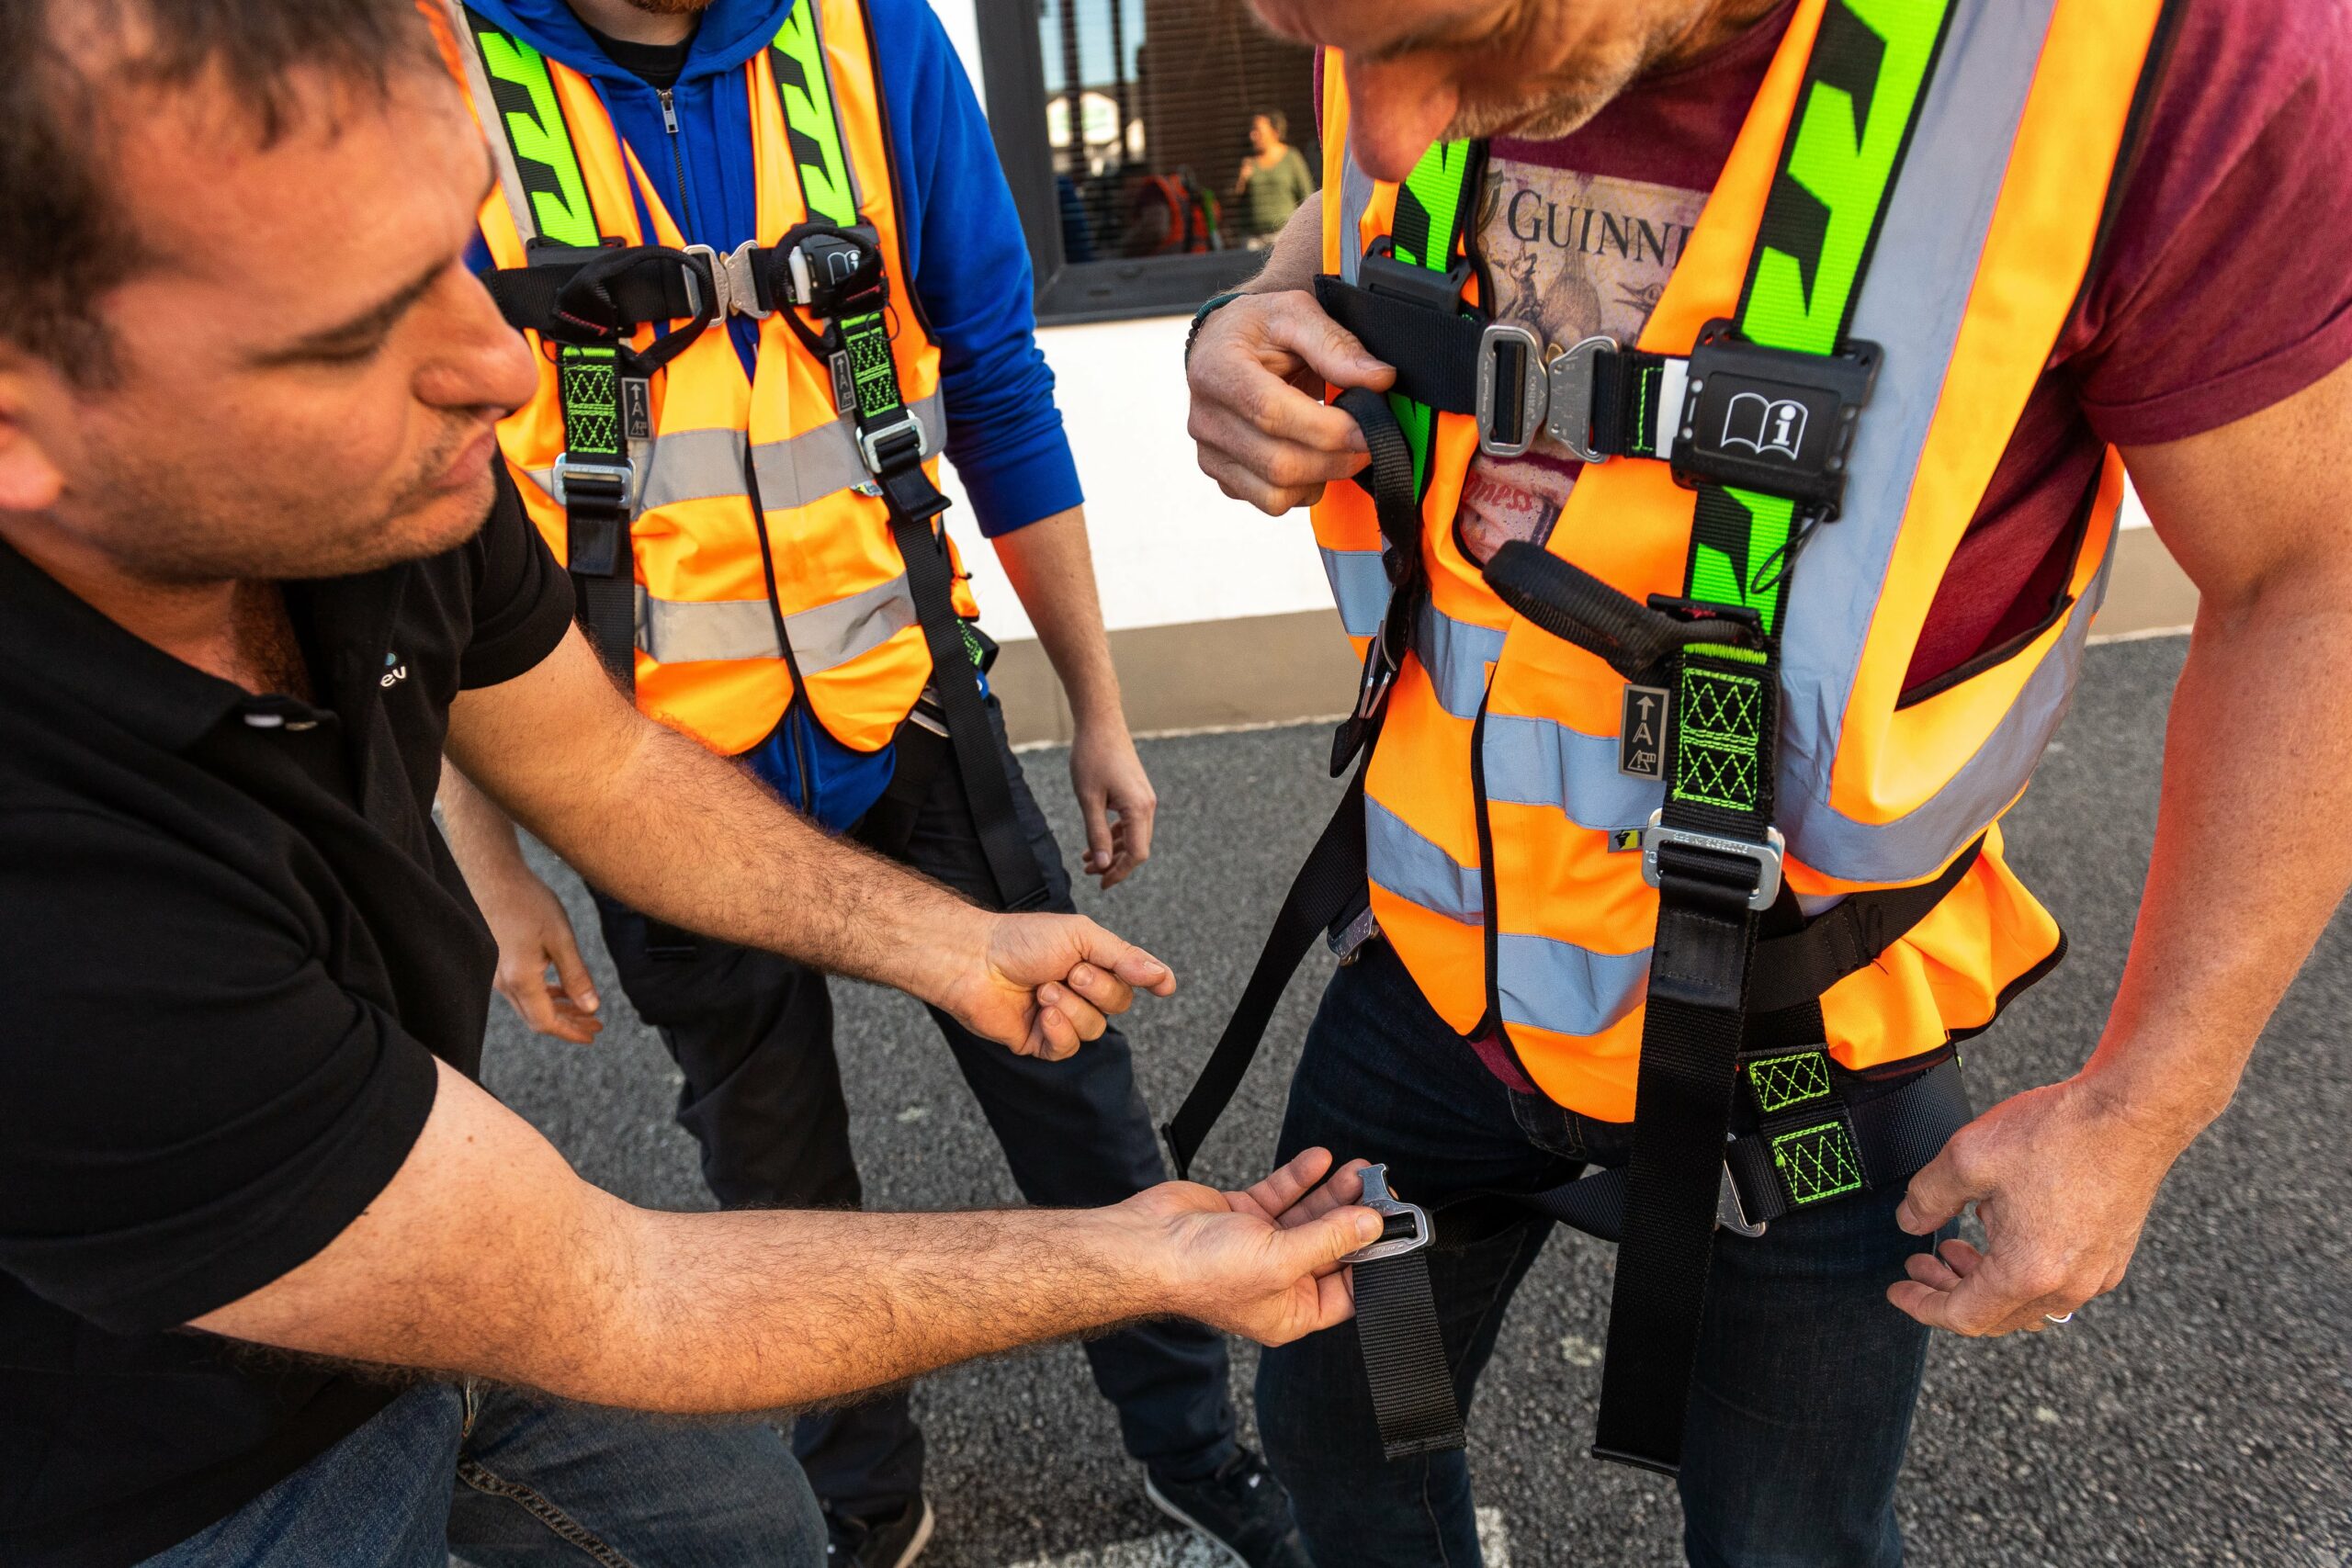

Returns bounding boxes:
[1003,1506,1510,1567]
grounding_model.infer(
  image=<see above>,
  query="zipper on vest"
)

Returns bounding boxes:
[657,88,697,234]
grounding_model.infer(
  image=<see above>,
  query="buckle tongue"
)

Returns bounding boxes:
[1342,1164,1433,1264]
[1639,809,1785,912]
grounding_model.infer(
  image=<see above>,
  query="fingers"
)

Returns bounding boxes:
[1187,291,1387,517]
[1119,790,1158,874]
[1061,960,1134,1017]
[1257,290,1395,392]
[1032,979,1107,1058]
[1069,921,1175,998]
[1895,1143,1987,1235]
[1272,1200,1385,1280]
[545,924,601,1021]
[495,964,566,1039]
[1237,1146,1338,1222]
[1078,784,1116,884]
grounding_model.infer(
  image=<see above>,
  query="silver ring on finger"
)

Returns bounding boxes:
[2042,1311,2075,1325]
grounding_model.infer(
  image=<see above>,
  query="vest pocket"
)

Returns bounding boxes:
[1894,471,2099,710]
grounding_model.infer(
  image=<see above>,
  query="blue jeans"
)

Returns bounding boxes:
[1256,941,1945,1568]
[596,698,1235,1518]
[141,1382,823,1567]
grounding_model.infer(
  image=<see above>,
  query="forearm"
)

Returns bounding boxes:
[436,757,529,880]
[992,505,1123,726]
[2086,576,2352,1140]
[447,632,987,1004]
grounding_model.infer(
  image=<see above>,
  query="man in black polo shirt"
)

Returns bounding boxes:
[0,6,1384,1566]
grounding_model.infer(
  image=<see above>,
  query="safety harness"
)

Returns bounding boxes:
[1167,0,1973,1475]
[453,6,1048,914]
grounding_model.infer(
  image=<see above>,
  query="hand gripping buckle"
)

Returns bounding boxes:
[1638,809,1786,912]
[1476,327,1618,461]
[1341,1164,1433,1265]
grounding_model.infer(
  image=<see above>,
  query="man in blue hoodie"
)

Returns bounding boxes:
[430,1,1307,1565]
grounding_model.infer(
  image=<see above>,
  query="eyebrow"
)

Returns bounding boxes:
[251,161,498,367]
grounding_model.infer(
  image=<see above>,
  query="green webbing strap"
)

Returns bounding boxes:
[770,0,859,227]
[460,10,641,690]
[1380,140,1481,494]
[463,11,598,249]
[1595,0,1954,1477]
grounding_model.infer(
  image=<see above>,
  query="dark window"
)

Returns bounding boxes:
[976,0,1319,323]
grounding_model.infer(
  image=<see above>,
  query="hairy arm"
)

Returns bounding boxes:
[992,504,1157,888]
[444,627,1170,1056]
[193,1059,1379,1412]
[1893,356,2352,1335]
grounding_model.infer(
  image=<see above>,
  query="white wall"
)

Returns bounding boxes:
[923,0,2154,644]
[927,0,1327,642]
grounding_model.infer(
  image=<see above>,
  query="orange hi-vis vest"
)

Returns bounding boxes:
[442,0,975,759]
[1307,0,2168,1126]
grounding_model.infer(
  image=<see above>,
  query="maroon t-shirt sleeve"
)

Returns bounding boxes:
[2062,0,2352,446]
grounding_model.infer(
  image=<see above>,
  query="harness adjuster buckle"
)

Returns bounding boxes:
[682,242,773,321]
[1476,329,1622,461]
[856,412,929,477]
[1639,810,1786,912]
[1669,318,1881,513]
[1717,1159,1769,1238]
[550,453,638,511]
[1342,1164,1433,1264]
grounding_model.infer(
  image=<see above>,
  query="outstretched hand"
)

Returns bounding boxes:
[933,909,1176,1060]
[1125,1149,1382,1346]
[1888,1076,2186,1337]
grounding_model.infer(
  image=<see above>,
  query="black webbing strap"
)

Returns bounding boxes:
[1314,275,1481,415]
[1748,838,1982,1015]
[1163,768,1369,1179]
[1164,388,1420,1178]
[877,449,1049,913]
[1591,0,1954,1475]
[1526,1055,1972,1243]
[1483,540,1740,682]
[554,344,639,690]
[1588,347,1674,460]
[483,246,719,342]
[1352,1242,1467,1460]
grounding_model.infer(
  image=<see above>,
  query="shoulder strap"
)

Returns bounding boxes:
[448,4,600,248]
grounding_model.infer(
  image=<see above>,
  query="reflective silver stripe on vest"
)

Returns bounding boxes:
[1321,547,1388,639]
[1414,596,1505,719]
[1482,713,1663,829]
[1364,795,1483,925]
[634,573,917,671]
[1496,933,1651,1040]
[1775,0,2065,884]
[526,393,945,514]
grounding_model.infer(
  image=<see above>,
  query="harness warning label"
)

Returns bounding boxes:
[1620,683,1671,778]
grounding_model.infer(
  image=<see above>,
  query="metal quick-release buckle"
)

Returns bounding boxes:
[1476,328,1620,461]
[1669,319,1881,514]
[549,453,638,510]
[1639,809,1786,912]
[1342,1164,1434,1265]
[856,412,930,478]
[680,242,772,321]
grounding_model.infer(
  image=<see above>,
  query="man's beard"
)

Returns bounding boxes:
[67,416,495,587]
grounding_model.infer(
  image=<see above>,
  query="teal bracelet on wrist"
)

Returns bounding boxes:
[1183,290,1247,364]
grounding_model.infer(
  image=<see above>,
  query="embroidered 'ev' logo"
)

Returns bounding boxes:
[1720,392,1807,460]
[380,652,409,688]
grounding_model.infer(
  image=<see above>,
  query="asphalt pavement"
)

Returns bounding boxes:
[481,632,2352,1567]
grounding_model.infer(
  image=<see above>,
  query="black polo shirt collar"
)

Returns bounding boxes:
[0,532,413,757]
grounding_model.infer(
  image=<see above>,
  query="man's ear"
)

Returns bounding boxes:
[0,352,70,515]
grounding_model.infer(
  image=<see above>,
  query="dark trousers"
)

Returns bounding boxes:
[1256,940,1945,1567]
[596,702,1235,1520]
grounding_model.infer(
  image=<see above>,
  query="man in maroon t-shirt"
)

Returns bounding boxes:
[1184,0,2352,1561]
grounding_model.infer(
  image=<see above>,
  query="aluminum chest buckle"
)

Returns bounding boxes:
[1343,1164,1435,1265]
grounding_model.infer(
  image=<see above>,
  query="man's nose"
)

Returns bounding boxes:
[1343,54,1461,182]
[421,266,542,414]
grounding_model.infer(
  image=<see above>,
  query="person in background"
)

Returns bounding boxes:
[428,0,1310,1563]
[1231,109,1314,242]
